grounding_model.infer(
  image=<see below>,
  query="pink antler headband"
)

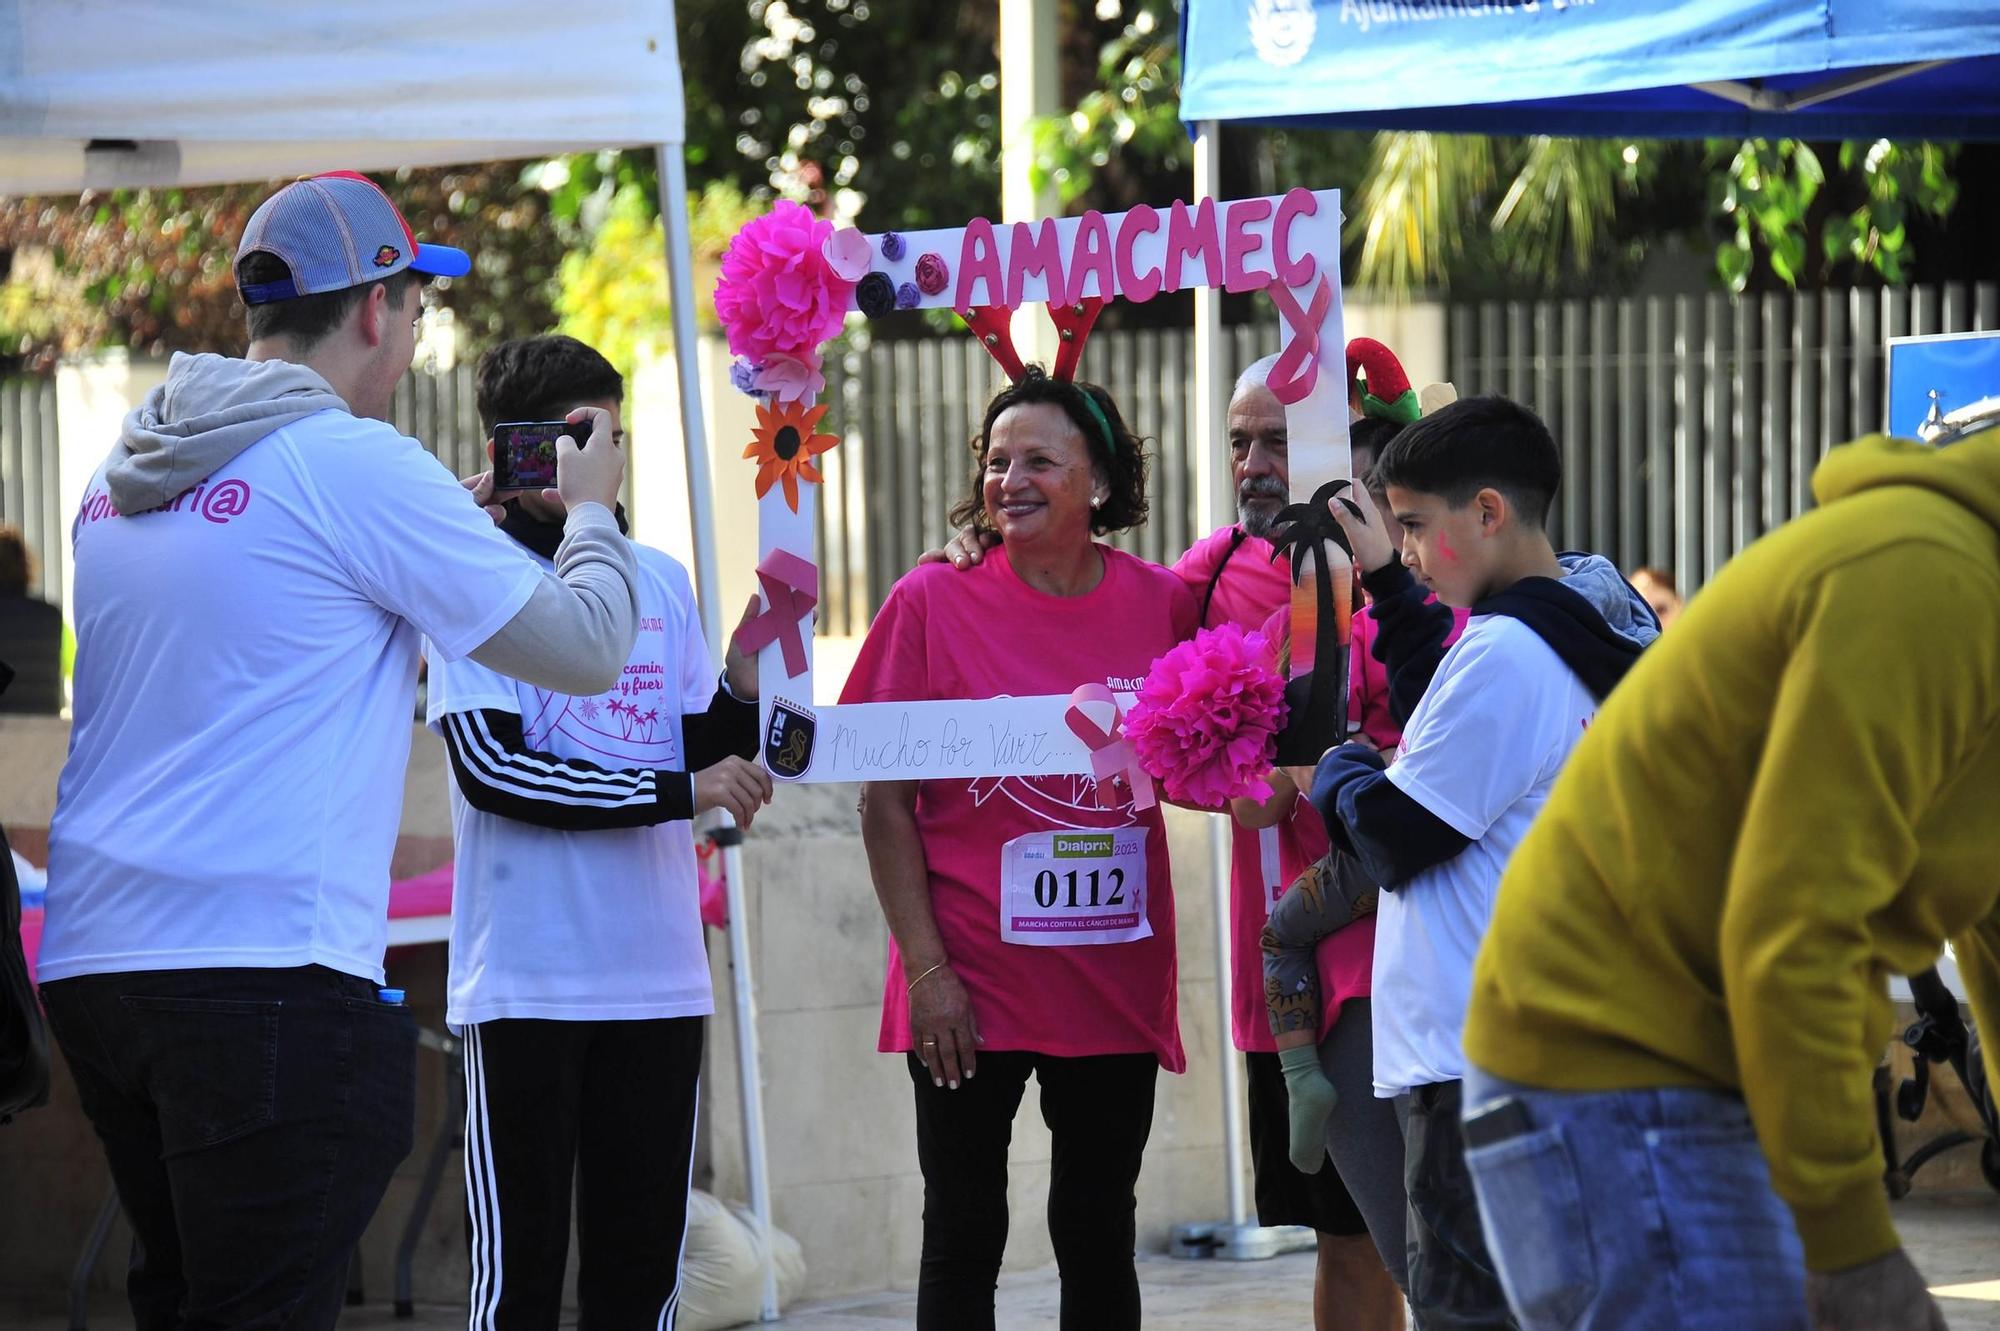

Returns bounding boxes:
[957,295,1115,452]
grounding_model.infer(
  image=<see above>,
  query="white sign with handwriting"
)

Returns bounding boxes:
[795,695,1138,783]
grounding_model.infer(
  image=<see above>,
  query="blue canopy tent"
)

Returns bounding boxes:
[1169,0,2000,1255]
[1180,1,2000,140]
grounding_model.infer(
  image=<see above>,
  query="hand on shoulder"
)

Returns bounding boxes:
[916,526,999,571]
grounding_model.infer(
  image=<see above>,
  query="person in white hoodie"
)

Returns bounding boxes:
[38,171,641,1330]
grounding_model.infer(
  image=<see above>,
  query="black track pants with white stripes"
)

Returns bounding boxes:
[463,1017,704,1330]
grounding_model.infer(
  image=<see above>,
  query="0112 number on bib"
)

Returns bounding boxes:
[1000,829,1150,948]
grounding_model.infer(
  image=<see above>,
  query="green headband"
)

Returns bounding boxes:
[1075,389,1118,459]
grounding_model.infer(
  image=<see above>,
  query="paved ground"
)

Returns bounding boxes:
[774,1194,2000,1330]
[26,1193,2000,1329]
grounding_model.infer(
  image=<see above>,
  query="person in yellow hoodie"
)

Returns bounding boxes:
[1458,424,2000,1331]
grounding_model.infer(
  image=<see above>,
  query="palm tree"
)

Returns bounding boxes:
[1490,136,1640,287]
[1344,132,1494,296]
[1344,132,1642,295]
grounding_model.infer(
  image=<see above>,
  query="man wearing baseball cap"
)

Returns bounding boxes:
[39,171,643,1328]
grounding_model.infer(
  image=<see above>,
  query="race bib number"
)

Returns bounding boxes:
[1000,829,1151,948]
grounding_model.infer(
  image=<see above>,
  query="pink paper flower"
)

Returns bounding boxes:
[751,351,826,404]
[822,226,874,281]
[1123,624,1288,807]
[714,201,856,364]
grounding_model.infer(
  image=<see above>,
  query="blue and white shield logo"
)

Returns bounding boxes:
[1250,0,1317,67]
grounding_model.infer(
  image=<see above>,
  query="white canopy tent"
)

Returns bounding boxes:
[2,0,780,1318]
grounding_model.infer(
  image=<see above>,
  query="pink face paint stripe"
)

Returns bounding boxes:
[1437,533,1461,564]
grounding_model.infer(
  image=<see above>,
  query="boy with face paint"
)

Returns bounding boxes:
[1307,395,1659,1328]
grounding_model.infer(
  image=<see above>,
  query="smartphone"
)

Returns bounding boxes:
[490,420,586,493]
[1461,1096,1534,1150]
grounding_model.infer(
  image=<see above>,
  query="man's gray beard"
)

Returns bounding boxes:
[1238,505,1277,538]
[1237,482,1287,538]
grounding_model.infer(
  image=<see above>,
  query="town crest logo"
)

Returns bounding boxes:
[1251,0,1316,67]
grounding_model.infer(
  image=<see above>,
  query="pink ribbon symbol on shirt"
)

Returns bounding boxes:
[1065,684,1156,813]
[1265,276,1335,406]
[735,548,819,680]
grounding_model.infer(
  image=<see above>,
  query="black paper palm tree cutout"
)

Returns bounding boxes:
[1268,479,1357,580]
[1267,479,1359,767]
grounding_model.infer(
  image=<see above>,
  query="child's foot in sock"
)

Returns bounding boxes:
[1278,1043,1339,1174]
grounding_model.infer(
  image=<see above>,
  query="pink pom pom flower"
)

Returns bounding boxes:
[713,201,856,365]
[1123,624,1288,807]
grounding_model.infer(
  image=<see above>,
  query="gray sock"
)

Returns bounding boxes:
[1279,1043,1339,1174]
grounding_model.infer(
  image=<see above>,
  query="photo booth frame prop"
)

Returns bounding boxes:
[731,190,1349,783]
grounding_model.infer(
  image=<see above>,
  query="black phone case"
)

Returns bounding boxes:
[491,421,575,492]
[1461,1097,1534,1149]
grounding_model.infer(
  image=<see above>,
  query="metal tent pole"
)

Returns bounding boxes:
[657,141,779,1322]
[1167,120,1315,1266]
[1192,120,1252,1232]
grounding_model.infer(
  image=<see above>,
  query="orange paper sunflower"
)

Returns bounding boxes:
[745,399,839,512]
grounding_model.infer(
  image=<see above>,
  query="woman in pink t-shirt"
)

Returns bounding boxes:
[844,370,1197,1331]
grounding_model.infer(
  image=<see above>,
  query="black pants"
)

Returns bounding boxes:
[1399,1079,1516,1330]
[42,965,416,1331]
[463,1016,704,1331]
[907,1049,1157,1331]
[1244,1050,1368,1235]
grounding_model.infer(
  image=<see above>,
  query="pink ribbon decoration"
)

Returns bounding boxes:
[1065,684,1157,812]
[735,549,820,679]
[1265,275,1336,405]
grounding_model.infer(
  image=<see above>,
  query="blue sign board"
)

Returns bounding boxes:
[1886,331,2000,442]
[1180,1,2000,140]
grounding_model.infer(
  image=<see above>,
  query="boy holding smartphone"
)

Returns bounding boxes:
[427,335,771,1329]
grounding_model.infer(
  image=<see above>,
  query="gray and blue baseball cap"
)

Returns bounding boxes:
[235,170,472,306]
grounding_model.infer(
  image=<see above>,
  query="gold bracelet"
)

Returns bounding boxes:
[906,961,949,992]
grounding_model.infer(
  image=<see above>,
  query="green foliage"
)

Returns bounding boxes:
[1340,134,1674,296]
[676,0,1005,229]
[1713,138,1958,292]
[0,1,1977,368]
[554,186,668,382]
[0,2,1011,367]
[1031,1,1184,207]
[1491,138,1651,287]
[554,181,762,380]
[1030,18,1965,303]
[0,163,568,366]
[0,183,265,365]
[1344,133,1496,295]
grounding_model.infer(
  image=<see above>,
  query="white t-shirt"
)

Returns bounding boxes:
[425,542,717,1027]
[1369,615,1598,1098]
[42,409,542,984]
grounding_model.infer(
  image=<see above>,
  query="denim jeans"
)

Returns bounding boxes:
[42,965,416,1330]
[1462,1066,1809,1331]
